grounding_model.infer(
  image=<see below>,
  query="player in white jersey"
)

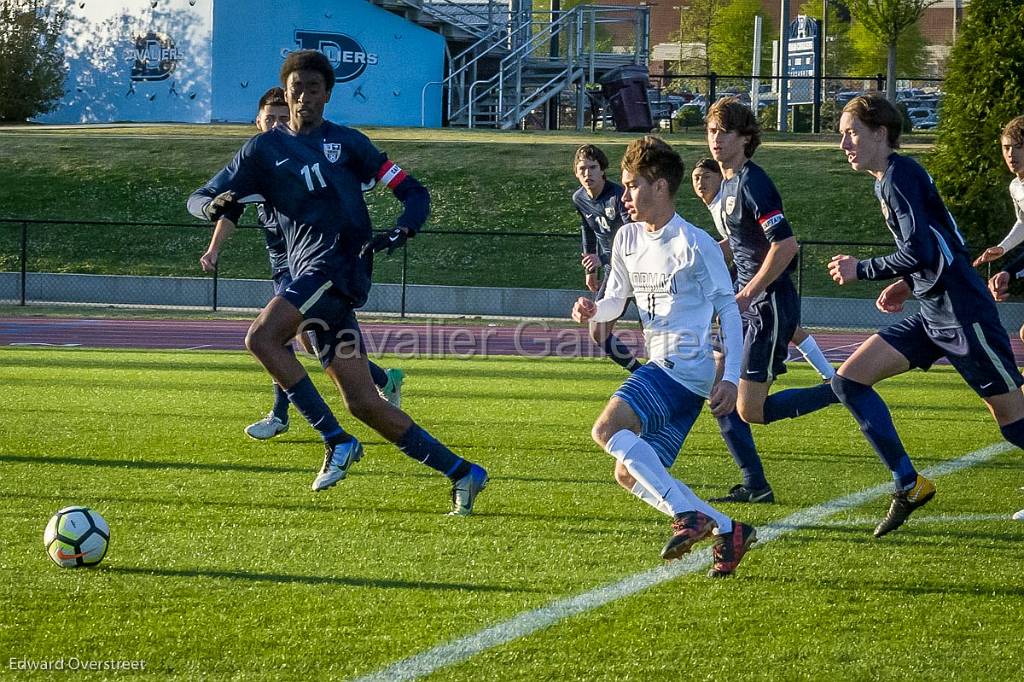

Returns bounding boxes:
[691,157,834,379]
[979,115,1024,522]
[572,136,756,577]
[973,115,1024,285]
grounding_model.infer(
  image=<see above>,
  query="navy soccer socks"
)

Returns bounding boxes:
[367,360,389,390]
[999,417,1024,449]
[762,382,839,424]
[603,334,641,373]
[397,423,472,481]
[831,374,917,489]
[284,375,351,446]
[716,411,769,490]
[271,383,290,423]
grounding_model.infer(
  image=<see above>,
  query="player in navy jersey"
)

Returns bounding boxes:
[832,94,1024,534]
[977,115,1024,522]
[572,136,756,576]
[572,144,642,372]
[188,51,487,514]
[691,157,835,381]
[703,98,840,504]
[197,87,405,442]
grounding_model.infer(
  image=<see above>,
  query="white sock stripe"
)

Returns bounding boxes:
[351,441,1014,682]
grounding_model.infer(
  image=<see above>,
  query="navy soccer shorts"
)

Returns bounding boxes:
[613,363,705,468]
[271,268,292,297]
[741,280,799,383]
[279,271,363,369]
[879,313,1024,398]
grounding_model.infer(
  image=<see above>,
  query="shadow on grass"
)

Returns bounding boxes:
[105,565,537,593]
[0,452,310,475]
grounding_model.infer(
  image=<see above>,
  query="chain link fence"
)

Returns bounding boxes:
[3,218,1024,330]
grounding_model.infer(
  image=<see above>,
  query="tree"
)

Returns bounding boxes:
[848,17,928,78]
[673,0,730,76]
[709,0,774,77]
[0,0,67,121]
[930,0,1024,249]
[845,0,937,100]
[798,0,855,77]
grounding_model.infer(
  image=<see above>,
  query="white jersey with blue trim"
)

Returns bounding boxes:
[592,213,743,397]
[857,153,997,329]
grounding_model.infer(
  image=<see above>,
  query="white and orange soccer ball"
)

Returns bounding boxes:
[43,506,110,568]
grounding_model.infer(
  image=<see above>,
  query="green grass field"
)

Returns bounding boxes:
[2,347,1022,680]
[0,126,924,296]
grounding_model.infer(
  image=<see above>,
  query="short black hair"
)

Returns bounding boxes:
[257,87,286,110]
[280,50,335,92]
[693,157,721,175]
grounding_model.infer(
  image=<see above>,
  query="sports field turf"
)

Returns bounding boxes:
[2,347,1022,680]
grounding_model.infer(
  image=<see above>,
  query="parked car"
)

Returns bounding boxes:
[907,107,939,130]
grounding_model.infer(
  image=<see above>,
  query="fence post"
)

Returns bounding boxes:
[875,73,885,92]
[400,243,408,319]
[797,242,804,303]
[708,71,717,103]
[20,221,28,306]
[212,259,219,312]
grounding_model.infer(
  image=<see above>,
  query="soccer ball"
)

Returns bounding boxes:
[44,506,110,568]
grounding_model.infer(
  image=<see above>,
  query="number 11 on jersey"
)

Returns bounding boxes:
[301,162,327,191]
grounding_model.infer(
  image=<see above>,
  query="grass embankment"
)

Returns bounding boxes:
[0,125,920,297]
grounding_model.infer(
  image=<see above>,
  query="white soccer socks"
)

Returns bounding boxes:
[606,429,732,532]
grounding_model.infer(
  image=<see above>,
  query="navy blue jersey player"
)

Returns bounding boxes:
[831,94,1024,534]
[197,87,404,442]
[572,144,642,373]
[704,98,838,504]
[188,51,487,514]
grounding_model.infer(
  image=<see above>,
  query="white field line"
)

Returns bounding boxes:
[352,441,1015,682]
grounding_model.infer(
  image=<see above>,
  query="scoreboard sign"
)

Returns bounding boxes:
[786,16,819,106]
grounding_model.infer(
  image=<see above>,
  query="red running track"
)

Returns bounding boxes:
[3,316,1024,364]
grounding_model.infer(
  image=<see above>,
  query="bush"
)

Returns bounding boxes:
[930,0,1024,248]
[673,106,705,129]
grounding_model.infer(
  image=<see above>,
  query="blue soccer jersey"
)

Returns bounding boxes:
[857,153,996,329]
[717,161,796,290]
[572,180,630,266]
[257,204,289,277]
[188,121,428,306]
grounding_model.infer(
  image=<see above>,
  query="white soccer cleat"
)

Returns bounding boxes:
[379,368,405,408]
[311,439,363,492]
[1013,509,1024,521]
[244,414,289,440]
[447,463,488,516]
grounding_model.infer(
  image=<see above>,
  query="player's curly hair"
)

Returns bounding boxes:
[706,97,761,158]
[573,144,609,175]
[693,157,721,175]
[843,94,902,149]
[1002,115,1024,145]
[280,50,336,92]
[620,135,684,196]
[257,87,286,110]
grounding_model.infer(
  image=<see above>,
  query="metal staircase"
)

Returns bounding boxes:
[369,1,649,129]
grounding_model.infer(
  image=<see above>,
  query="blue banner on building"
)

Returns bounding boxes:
[37,0,444,128]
